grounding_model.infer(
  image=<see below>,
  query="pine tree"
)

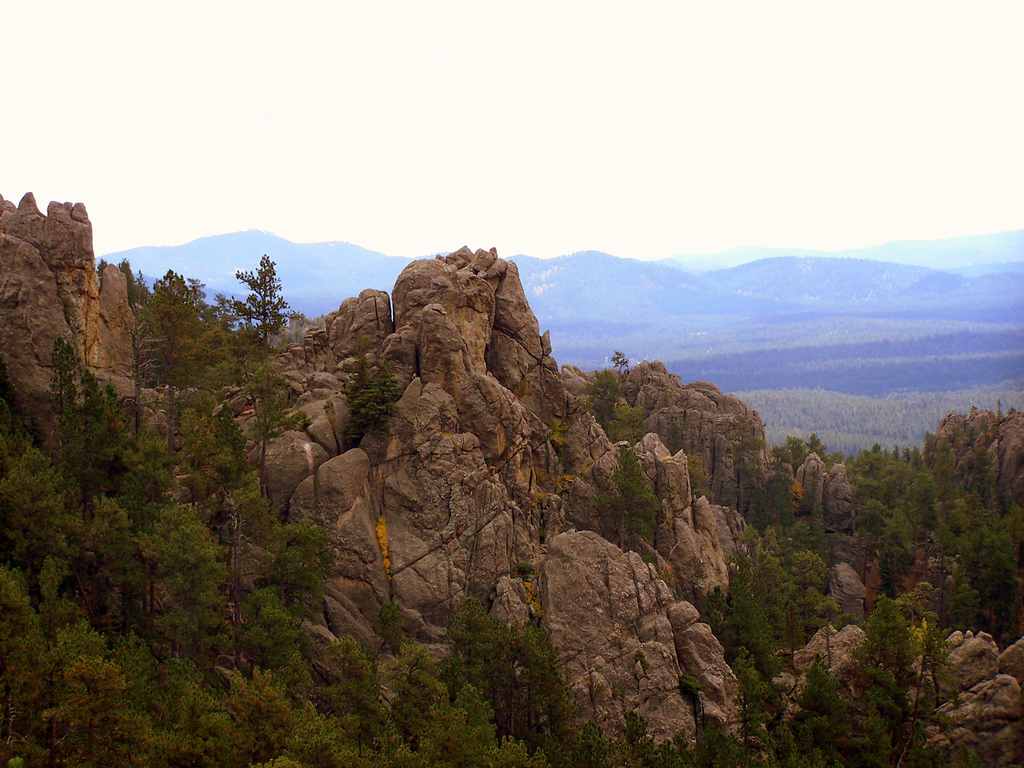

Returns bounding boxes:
[232,255,291,347]
[140,271,206,450]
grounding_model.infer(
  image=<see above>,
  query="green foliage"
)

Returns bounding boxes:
[442,599,573,752]
[610,351,630,375]
[587,369,621,432]
[741,385,1024,456]
[117,259,150,309]
[3,251,1022,767]
[594,446,660,549]
[232,254,291,346]
[344,356,402,446]
[605,402,646,444]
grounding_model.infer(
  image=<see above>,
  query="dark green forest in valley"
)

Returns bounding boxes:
[737,385,1024,455]
[1,257,1021,767]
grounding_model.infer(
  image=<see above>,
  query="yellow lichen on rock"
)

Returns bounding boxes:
[376,515,391,575]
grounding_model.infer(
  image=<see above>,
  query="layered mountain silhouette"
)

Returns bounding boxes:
[106,230,1024,321]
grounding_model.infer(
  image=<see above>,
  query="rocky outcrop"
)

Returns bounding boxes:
[620,363,768,514]
[926,631,1024,766]
[998,636,1024,684]
[828,562,865,620]
[632,432,745,597]
[821,463,855,533]
[270,249,566,649]
[795,452,825,513]
[792,624,866,691]
[0,193,133,438]
[794,453,856,533]
[944,630,1000,695]
[539,530,737,741]
[931,408,1024,510]
[259,246,758,744]
[931,674,1022,766]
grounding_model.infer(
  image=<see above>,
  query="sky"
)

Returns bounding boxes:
[4,1,1024,261]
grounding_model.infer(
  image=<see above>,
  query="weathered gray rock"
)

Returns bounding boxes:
[933,409,1024,510]
[668,606,739,730]
[327,289,394,362]
[828,562,865,620]
[793,624,866,689]
[296,396,349,456]
[998,636,1024,684]
[795,452,826,514]
[539,530,737,742]
[929,674,1022,767]
[821,463,855,533]
[945,630,1000,695]
[490,575,533,629]
[259,430,328,512]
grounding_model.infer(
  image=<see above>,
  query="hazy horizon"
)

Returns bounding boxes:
[82,221,1022,267]
[7,1,1024,260]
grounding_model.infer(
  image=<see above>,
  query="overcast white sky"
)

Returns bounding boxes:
[4,1,1023,260]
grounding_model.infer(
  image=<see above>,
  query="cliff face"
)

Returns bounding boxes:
[620,362,769,515]
[269,247,744,737]
[0,193,133,438]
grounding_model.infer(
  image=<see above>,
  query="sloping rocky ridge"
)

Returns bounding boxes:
[269,247,744,738]
[0,193,134,440]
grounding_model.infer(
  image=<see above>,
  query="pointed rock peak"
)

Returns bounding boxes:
[18,192,40,215]
[71,202,89,223]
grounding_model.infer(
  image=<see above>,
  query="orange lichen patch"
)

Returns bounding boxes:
[376,515,391,575]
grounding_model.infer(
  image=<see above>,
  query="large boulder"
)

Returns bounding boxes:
[327,289,394,362]
[259,430,328,512]
[998,636,1024,684]
[539,530,737,742]
[945,630,1000,695]
[0,193,133,439]
[828,562,865,620]
[795,452,826,514]
[821,463,855,533]
[929,674,1023,767]
[793,624,866,690]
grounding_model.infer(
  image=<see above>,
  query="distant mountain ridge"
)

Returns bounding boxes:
[104,231,1024,321]
[105,231,1024,396]
[108,230,410,315]
[667,229,1024,272]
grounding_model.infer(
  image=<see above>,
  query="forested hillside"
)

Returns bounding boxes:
[1,197,1022,767]
[738,384,1024,454]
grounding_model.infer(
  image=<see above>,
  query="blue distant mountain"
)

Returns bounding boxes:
[105,230,1024,322]
[106,230,411,316]
[104,230,1024,393]
[667,230,1024,272]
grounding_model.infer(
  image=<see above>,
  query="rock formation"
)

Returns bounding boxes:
[538,530,737,741]
[620,363,769,515]
[793,453,855,533]
[931,408,1024,509]
[0,193,134,438]
[930,631,1023,766]
[828,562,866,620]
[264,246,748,738]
